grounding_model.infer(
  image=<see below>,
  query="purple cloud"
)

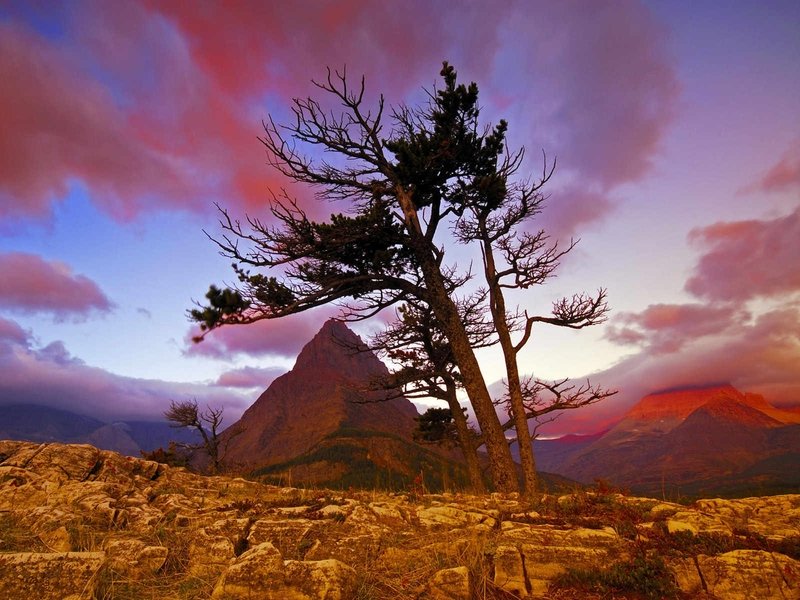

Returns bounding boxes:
[0,252,113,319]
[685,207,800,302]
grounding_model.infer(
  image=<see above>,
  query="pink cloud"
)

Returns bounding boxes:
[0,317,30,348]
[0,252,113,318]
[0,22,203,222]
[741,142,800,194]
[2,1,675,233]
[685,207,800,302]
[606,303,746,353]
[214,366,285,389]
[186,308,337,359]
[146,0,502,100]
[541,185,614,241]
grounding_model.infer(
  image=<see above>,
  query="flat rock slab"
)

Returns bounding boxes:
[0,551,104,600]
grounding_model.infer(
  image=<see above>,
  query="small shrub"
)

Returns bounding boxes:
[552,555,680,599]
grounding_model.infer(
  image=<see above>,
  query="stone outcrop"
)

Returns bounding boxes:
[1,440,799,599]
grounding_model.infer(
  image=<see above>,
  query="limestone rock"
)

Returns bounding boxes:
[2,440,800,600]
[425,566,472,600]
[38,525,71,552]
[493,545,528,597]
[212,541,356,600]
[103,538,168,579]
[188,530,235,576]
[283,559,358,600]
[0,551,104,600]
[678,550,800,600]
[416,504,497,529]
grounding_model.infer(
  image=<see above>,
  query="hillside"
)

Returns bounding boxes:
[1,441,799,599]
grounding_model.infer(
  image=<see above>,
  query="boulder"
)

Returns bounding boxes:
[425,566,472,600]
[673,550,800,600]
[212,541,357,599]
[103,538,168,579]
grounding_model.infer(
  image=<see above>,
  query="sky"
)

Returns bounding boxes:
[1,0,798,436]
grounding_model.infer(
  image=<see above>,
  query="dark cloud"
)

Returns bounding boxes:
[685,207,800,302]
[0,320,250,422]
[0,252,114,319]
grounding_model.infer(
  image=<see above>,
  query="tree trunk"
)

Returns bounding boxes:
[444,380,486,494]
[395,187,518,493]
[483,239,538,499]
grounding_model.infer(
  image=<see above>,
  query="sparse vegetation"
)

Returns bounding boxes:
[0,512,47,552]
[552,554,681,599]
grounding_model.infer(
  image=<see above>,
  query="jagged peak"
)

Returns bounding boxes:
[626,384,744,421]
[292,319,386,378]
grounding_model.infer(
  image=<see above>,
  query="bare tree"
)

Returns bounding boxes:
[165,399,225,474]
[448,145,614,497]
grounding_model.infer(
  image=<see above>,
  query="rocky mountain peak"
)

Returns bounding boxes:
[219,320,419,471]
[292,319,386,379]
[626,384,743,423]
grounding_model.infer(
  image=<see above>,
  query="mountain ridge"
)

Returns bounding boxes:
[537,384,800,498]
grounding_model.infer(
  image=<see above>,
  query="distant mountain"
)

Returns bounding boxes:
[0,403,200,456]
[540,385,800,498]
[531,431,606,473]
[0,404,103,442]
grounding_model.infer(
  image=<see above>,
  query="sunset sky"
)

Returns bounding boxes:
[1,1,798,435]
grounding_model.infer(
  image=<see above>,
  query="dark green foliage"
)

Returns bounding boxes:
[189,285,249,335]
[413,407,459,443]
[552,555,681,599]
[141,442,190,467]
[385,63,508,212]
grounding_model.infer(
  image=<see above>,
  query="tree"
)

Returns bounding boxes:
[366,300,490,493]
[414,407,460,444]
[165,399,225,474]
[191,64,520,491]
[446,118,614,497]
[191,63,612,494]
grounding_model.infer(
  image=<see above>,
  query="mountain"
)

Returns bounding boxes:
[0,404,104,442]
[0,403,200,456]
[219,320,479,490]
[545,384,800,498]
[531,431,605,473]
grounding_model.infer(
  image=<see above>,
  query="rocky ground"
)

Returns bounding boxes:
[0,441,798,599]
